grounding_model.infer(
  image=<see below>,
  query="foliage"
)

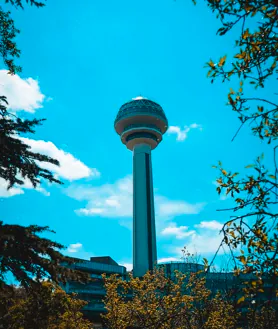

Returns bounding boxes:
[5,0,46,9]
[192,0,278,303]
[103,267,278,329]
[0,0,76,297]
[0,95,62,188]
[0,281,92,329]
[0,221,89,290]
[102,268,237,329]
[0,5,21,74]
[0,1,61,188]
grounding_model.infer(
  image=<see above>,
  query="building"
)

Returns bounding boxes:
[62,256,126,324]
[64,257,276,324]
[114,96,168,277]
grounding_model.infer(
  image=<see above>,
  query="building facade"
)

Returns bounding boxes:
[62,256,126,324]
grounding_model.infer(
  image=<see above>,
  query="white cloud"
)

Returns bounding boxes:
[161,224,195,239]
[158,257,180,263]
[121,263,133,271]
[20,137,99,181]
[167,123,202,142]
[175,232,223,254]
[0,177,50,197]
[190,123,202,130]
[0,178,24,197]
[165,220,224,256]
[167,126,189,141]
[67,243,83,253]
[0,138,97,198]
[0,70,45,112]
[69,176,132,217]
[156,196,205,217]
[194,220,223,231]
[66,176,205,227]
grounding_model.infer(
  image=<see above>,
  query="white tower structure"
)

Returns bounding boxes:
[114,97,168,277]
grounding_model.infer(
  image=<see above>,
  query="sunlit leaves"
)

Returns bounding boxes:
[102,269,237,329]
[237,296,245,304]
[218,55,226,67]
[198,2,278,303]
[1,282,91,329]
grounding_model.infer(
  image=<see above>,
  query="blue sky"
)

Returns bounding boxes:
[1,0,274,271]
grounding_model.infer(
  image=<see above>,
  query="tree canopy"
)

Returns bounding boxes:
[193,0,278,308]
[102,268,277,329]
[0,0,85,292]
[1,281,92,329]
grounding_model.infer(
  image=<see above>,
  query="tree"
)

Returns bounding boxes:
[0,1,61,188]
[102,268,237,329]
[0,0,88,290]
[103,267,278,329]
[0,221,88,290]
[1,281,93,329]
[193,0,278,309]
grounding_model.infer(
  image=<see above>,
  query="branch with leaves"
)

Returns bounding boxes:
[192,0,278,311]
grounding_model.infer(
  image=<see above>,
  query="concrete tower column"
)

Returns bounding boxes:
[114,97,168,277]
[133,143,157,277]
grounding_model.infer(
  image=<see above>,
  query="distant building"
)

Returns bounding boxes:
[62,256,126,324]
[63,257,276,324]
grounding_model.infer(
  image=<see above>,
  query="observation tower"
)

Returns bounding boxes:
[114,96,168,277]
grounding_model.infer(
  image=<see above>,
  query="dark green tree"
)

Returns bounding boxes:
[0,221,87,290]
[0,0,85,291]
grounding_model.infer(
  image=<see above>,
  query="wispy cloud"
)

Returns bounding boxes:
[66,176,204,222]
[161,224,195,239]
[0,176,50,198]
[0,178,24,197]
[164,219,224,255]
[156,196,205,217]
[157,257,180,263]
[194,220,223,231]
[167,123,202,141]
[67,243,83,253]
[0,70,45,113]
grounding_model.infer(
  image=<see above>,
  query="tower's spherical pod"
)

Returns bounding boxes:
[114,97,168,150]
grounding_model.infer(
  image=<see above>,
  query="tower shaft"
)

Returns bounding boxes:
[133,144,157,277]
